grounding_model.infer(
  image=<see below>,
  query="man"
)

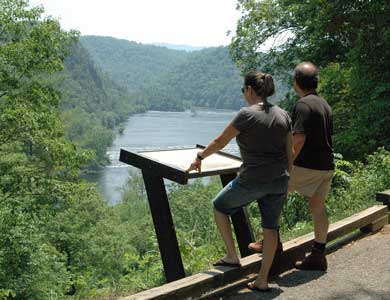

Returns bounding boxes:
[248,62,334,271]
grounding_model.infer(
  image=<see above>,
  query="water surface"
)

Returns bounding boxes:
[86,110,240,204]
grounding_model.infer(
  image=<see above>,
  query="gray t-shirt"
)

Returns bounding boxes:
[231,104,292,184]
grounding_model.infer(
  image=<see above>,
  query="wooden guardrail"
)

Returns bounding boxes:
[377,190,390,209]
[118,194,389,300]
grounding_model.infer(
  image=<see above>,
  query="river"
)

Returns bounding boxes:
[86,109,240,204]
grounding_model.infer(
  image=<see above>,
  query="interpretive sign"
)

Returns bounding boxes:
[119,145,254,282]
[120,145,242,184]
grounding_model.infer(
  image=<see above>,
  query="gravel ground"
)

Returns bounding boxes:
[212,225,390,300]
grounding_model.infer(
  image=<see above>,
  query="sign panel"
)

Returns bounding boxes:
[139,148,242,173]
[120,145,242,184]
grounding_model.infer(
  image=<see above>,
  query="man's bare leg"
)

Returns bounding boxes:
[295,193,328,271]
[308,194,328,243]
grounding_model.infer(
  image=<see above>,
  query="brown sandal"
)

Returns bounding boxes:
[212,258,241,268]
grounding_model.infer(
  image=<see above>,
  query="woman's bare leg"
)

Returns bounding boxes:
[214,208,240,263]
[252,228,277,289]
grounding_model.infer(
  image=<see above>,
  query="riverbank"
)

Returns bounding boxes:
[84,109,238,204]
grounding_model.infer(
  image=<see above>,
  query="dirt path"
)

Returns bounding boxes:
[212,225,390,300]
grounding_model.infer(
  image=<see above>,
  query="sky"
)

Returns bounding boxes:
[28,0,242,47]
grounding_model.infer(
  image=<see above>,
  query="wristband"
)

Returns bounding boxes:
[196,152,204,160]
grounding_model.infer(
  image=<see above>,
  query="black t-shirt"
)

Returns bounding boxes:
[292,92,334,170]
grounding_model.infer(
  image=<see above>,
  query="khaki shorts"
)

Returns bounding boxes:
[288,166,334,199]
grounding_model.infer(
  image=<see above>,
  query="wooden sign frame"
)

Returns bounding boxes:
[119,145,254,282]
[120,144,242,184]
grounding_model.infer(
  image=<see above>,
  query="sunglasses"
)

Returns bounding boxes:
[241,85,250,94]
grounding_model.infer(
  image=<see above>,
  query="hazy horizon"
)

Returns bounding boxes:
[29,0,241,48]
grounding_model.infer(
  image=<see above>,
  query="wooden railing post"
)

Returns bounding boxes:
[376,190,390,223]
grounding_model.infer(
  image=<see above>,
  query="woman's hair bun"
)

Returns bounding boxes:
[244,71,275,99]
[263,74,275,98]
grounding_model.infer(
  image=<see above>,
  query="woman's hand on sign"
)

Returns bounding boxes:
[186,158,202,173]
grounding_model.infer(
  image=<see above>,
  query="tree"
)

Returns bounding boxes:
[0,1,90,298]
[230,0,390,160]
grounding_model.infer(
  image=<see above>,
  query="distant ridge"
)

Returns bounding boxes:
[80,35,288,111]
[151,43,204,52]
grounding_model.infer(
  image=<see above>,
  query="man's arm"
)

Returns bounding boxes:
[292,132,306,161]
[291,101,309,162]
[286,132,294,173]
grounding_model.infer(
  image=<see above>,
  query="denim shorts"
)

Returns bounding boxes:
[212,175,289,229]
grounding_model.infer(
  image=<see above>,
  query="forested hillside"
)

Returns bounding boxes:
[140,46,244,110]
[80,36,189,110]
[59,42,146,167]
[81,36,287,110]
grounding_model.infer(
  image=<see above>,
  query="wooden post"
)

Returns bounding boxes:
[142,170,185,282]
[376,190,390,223]
[220,173,254,257]
[376,190,390,207]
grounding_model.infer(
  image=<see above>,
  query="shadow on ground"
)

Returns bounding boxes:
[213,286,284,300]
[325,283,390,300]
[274,269,326,287]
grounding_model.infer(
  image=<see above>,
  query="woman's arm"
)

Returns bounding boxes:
[286,131,294,173]
[187,123,240,172]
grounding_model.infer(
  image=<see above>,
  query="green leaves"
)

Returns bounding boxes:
[0,1,97,298]
[231,0,390,160]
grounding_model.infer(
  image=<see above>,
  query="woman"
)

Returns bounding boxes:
[187,71,293,292]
